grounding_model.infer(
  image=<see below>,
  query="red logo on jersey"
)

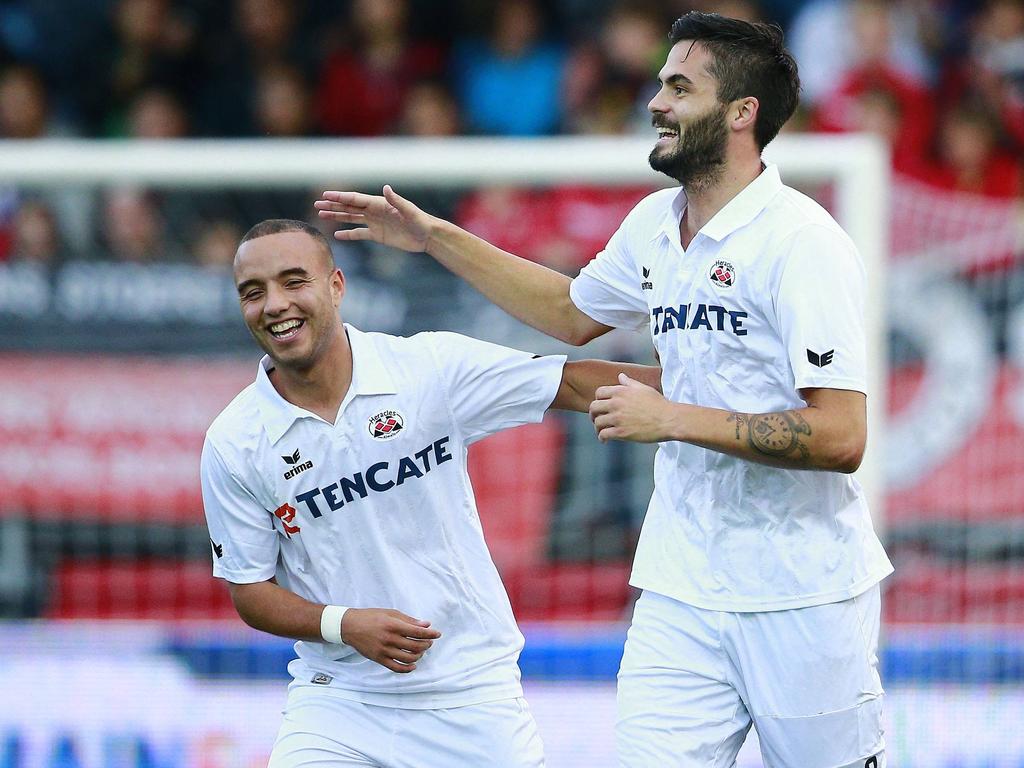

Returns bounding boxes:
[273,502,301,536]
[368,410,405,440]
[709,259,736,289]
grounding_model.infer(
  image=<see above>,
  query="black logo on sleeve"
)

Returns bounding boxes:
[640,266,653,291]
[807,349,835,368]
[281,448,314,479]
[864,757,878,768]
[210,539,223,558]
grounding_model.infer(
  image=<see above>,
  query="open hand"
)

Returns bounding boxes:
[341,607,442,673]
[315,186,433,253]
[589,373,677,443]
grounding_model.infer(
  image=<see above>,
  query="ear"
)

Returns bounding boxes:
[731,96,759,133]
[330,267,346,307]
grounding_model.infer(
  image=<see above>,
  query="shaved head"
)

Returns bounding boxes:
[237,219,335,273]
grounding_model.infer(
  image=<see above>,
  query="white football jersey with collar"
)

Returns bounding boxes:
[201,325,565,708]
[570,164,893,612]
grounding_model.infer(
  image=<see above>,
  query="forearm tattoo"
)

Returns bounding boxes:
[729,411,812,462]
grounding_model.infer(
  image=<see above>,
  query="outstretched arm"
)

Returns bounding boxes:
[315,186,610,346]
[227,579,441,673]
[552,360,662,412]
[588,375,866,473]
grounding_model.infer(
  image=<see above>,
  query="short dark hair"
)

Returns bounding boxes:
[669,12,800,151]
[238,218,335,270]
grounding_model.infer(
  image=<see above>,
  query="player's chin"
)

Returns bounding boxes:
[266,341,315,369]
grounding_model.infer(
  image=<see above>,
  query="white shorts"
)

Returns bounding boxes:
[617,586,886,768]
[268,685,545,768]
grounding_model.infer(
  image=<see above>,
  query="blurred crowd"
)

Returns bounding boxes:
[0,0,1021,270]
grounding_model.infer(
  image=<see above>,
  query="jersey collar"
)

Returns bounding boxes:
[651,163,783,246]
[700,163,782,242]
[254,323,398,444]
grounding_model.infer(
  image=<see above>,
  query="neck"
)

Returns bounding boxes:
[680,155,762,248]
[270,325,353,423]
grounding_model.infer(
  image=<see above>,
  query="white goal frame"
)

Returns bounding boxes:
[0,134,889,525]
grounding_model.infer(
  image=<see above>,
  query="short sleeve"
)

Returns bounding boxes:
[775,225,868,394]
[569,216,649,332]
[425,332,566,445]
[200,438,280,583]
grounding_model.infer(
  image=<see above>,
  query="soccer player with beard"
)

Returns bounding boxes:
[316,12,893,768]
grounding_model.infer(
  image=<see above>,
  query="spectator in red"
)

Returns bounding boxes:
[809,0,938,173]
[812,69,935,174]
[914,101,1022,198]
[317,0,444,137]
[456,184,653,276]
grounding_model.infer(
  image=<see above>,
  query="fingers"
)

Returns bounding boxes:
[318,191,374,208]
[380,657,417,673]
[593,384,624,401]
[316,210,365,224]
[333,228,373,242]
[588,398,612,420]
[389,611,442,639]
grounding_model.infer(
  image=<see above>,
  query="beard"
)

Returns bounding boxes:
[648,103,729,189]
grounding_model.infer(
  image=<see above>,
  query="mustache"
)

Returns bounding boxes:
[651,117,679,130]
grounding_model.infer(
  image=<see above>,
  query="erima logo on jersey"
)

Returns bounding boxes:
[369,410,405,440]
[651,304,748,336]
[210,539,223,558]
[292,435,454,519]
[807,349,835,367]
[640,266,653,291]
[282,449,314,480]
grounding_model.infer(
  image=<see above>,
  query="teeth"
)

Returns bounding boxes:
[270,319,301,334]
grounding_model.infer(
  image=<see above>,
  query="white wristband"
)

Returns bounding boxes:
[320,605,349,645]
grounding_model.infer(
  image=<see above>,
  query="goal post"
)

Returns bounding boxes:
[0,133,890,527]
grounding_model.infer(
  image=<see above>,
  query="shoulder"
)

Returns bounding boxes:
[204,382,263,457]
[626,187,681,225]
[754,187,861,278]
[772,185,857,250]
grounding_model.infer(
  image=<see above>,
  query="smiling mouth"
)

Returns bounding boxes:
[267,318,304,341]
[656,127,679,141]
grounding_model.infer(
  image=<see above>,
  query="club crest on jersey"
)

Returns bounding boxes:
[708,259,736,289]
[369,409,405,440]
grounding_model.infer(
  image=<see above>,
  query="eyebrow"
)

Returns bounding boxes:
[236,267,312,294]
[657,73,695,88]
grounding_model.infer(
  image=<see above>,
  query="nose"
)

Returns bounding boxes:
[648,87,667,115]
[263,283,290,316]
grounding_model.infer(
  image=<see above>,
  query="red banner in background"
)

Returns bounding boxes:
[0,355,255,521]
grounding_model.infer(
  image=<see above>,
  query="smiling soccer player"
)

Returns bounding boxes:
[201,218,660,768]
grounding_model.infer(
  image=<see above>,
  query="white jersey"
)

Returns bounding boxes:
[201,326,565,708]
[570,164,893,612]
